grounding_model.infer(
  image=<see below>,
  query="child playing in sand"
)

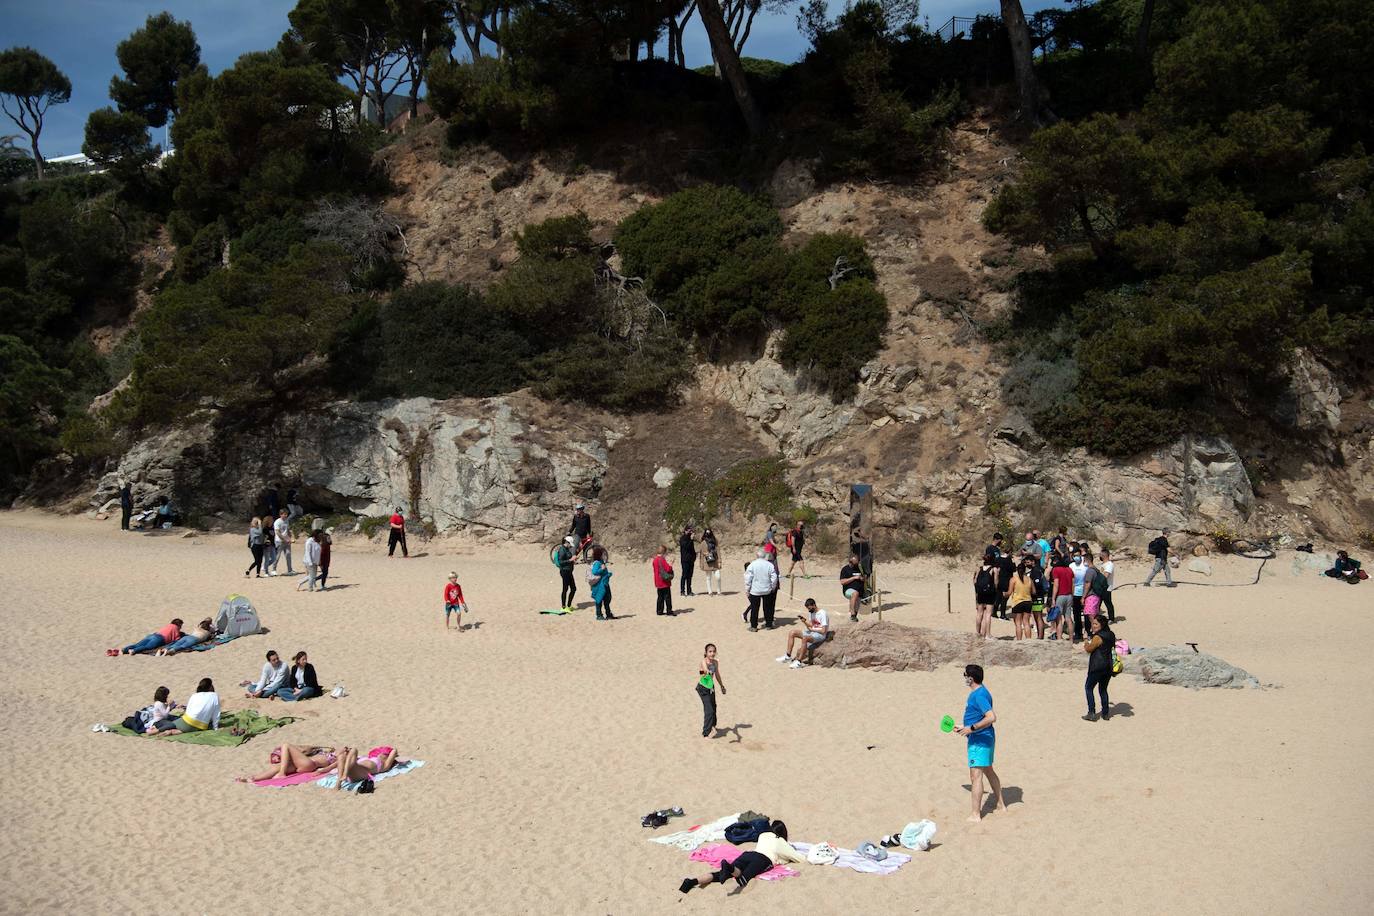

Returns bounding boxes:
[444,572,468,631]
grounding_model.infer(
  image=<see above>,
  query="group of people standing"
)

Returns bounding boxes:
[973,528,1122,643]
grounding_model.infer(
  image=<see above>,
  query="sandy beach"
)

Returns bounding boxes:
[1,509,1371,915]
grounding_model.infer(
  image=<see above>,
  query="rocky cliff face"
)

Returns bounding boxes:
[83,114,1371,550]
[95,395,620,543]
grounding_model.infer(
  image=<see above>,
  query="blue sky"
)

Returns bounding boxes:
[5,0,1059,158]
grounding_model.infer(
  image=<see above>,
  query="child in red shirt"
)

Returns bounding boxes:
[444,571,468,631]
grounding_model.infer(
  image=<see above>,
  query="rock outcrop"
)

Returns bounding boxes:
[95,395,619,543]
[811,621,1262,689]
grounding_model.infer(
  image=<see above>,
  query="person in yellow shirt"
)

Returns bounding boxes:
[1004,557,1037,641]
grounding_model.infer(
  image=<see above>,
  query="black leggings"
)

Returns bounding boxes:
[595,590,612,617]
[560,568,576,607]
[388,528,407,557]
[1085,668,1111,714]
[716,851,771,886]
[696,684,716,737]
[1102,590,1116,621]
[680,557,695,595]
[1072,596,1085,640]
[246,544,263,575]
[656,587,673,615]
[319,564,329,589]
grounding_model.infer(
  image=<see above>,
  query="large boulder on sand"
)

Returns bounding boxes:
[1130,646,1260,689]
[812,620,1079,673]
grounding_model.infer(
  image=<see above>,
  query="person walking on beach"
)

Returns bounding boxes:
[387,507,408,558]
[589,546,616,620]
[119,481,133,531]
[1081,615,1117,721]
[679,526,697,597]
[556,536,578,611]
[1144,529,1175,587]
[272,509,295,575]
[702,527,722,595]
[696,642,726,738]
[785,520,808,579]
[297,530,322,591]
[444,571,468,631]
[974,554,997,638]
[569,503,593,559]
[653,545,676,616]
[953,664,1005,822]
[744,549,778,631]
[317,528,332,590]
[245,517,265,577]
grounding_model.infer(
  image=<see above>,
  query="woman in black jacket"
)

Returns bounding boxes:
[1081,616,1116,721]
[278,651,321,702]
[679,526,697,597]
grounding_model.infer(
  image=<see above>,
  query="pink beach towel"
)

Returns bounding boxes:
[252,771,327,788]
[689,843,799,881]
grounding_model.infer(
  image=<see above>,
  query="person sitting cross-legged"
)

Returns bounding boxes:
[776,598,830,669]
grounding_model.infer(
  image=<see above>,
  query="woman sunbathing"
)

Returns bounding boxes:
[334,746,399,790]
[236,743,340,783]
[156,618,215,655]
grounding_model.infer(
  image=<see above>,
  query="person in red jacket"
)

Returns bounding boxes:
[652,546,676,617]
[444,571,468,631]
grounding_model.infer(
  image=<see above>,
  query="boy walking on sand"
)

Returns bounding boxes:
[444,572,468,631]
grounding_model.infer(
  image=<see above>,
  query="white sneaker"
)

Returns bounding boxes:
[775,655,791,663]
[789,660,806,669]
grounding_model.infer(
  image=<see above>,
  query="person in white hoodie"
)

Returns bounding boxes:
[743,549,779,632]
[298,530,323,592]
[146,678,220,735]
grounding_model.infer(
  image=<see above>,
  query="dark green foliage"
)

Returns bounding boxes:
[370,281,533,398]
[230,216,311,269]
[985,0,1374,456]
[529,329,693,411]
[617,187,887,396]
[82,107,158,177]
[167,50,376,244]
[0,333,69,489]
[664,457,809,531]
[108,12,202,128]
[614,184,783,309]
[121,243,359,426]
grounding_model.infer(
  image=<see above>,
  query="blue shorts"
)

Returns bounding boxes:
[967,741,995,768]
[444,603,462,617]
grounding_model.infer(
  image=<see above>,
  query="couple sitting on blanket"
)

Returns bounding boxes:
[237,743,400,788]
[679,820,804,894]
[240,650,321,702]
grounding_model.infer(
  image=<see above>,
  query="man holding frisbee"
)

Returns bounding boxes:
[953,664,1006,822]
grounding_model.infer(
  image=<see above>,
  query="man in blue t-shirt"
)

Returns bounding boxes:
[954,664,1006,822]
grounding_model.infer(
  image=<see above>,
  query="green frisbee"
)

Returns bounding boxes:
[940,715,955,733]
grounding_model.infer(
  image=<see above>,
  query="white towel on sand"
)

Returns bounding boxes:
[793,843,911,875]
[648,813,741,851]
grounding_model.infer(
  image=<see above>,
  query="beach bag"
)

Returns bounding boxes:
[122,707,151,733]
[724,817,771,845]
[807,842,839,864]
[899,819,938,851]
[586,565,602,586]
[1111,652,1123,676]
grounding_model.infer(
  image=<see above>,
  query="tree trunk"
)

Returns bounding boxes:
[29,132,44,181]
[697,0,765,136]
[999,0,1044,125]
[1134,0,1155,63]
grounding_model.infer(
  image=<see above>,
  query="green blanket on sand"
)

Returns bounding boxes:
[108,709,296,746]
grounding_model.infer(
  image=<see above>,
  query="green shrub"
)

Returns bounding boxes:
[778,282,888,399]
[357,515,389,539]
[662,457,804,532]
[528,328,692,411]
